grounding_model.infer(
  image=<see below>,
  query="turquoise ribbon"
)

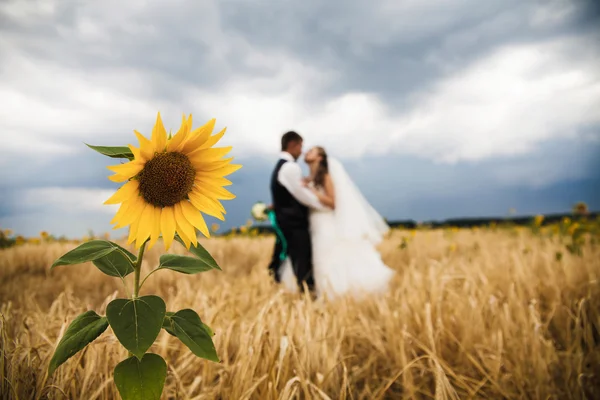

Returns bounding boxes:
[267,209,287,261]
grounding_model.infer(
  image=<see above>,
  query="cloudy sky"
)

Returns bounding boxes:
[1,0,599,238]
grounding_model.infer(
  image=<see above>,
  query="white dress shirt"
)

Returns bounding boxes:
[277,151,327,211]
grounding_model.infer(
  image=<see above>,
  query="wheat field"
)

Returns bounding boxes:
[1,227,599,399]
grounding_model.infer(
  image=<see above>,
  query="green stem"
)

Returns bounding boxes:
[133,241,147,299]
[138,268,161,292]
[128,241,147,359]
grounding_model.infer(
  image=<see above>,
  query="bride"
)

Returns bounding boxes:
[278,146,395,299]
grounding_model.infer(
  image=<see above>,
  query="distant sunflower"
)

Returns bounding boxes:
[105,112,241,250]
[572,201,589,216]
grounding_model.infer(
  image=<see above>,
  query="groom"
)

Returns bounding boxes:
[268,131,327,292]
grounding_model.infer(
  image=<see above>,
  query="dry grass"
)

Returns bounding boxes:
[1,228,599,399]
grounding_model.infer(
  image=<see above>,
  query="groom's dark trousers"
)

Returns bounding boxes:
[268,158,315,291]
[268,226,314,289]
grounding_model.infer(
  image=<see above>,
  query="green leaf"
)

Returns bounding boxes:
[52,240,127,269]
[162,312,176,336]
[106,296,166,359]
[202,322,214,337]
[165,309,219,362]
[85,144,134,160]
[158,254,220,274]
[114,243,137,260]
[162,311,214,338]
[92,245,136,277]
[48,311,109,375]
[555,251,563,262]
[573,227,587,242]
[174,234,221,271]
[114,353,167,400]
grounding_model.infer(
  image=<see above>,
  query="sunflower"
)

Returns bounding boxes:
[104,112,241,250]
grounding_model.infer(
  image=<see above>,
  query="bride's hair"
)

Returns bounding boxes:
[313,146,328,188]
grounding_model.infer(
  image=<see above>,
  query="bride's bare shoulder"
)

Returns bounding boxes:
[324,173,334,193]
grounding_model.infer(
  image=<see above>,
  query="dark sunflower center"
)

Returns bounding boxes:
[137,152,195,207]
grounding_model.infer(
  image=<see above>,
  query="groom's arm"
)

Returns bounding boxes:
[278,162,327,210]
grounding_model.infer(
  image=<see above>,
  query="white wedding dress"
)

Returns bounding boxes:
[278,158,395,300]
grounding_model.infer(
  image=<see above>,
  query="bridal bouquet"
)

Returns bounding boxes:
[47,113,241,400]
[251,201,268,221]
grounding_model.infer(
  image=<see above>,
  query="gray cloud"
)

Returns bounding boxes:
[3,0,597,105]
[2,134,598,237]
[2,0,598,164]
[219,0,529,100]
[1,0,599,237]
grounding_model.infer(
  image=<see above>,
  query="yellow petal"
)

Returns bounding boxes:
[128,144,143,161]
[188,118,215,138]
[104,180,139,205]
[196,163,242,177]
[128,216,141,244]
[174,202,197,246]
[189,190,225,221]
[199,127,226,150]
[107,161,144,179]
[127,225,136,244]
[199,185,236,200]
[108,174,130,183]
[180,200,210,238]
[195,176,232,188]
[193,157,236,173]
[134,130,154,160]
[180,119,215,154]
[151,112,167,152]
[188,146,233,164]
[114,195,145,229]
[191,187,226,213]
[135,203,154,248]
[177,223,192,249]
[166,114,189,152]
[110,201,131,226]
[147,206,162,249]
[204,194,226,213]
[160,206,176,251]
[193,180,232,195]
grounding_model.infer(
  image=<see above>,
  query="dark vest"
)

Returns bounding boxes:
[270,158,309,230]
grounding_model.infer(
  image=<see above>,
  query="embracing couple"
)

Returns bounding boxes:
[268,131,395,299]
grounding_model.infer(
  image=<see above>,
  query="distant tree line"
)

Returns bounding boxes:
[223,210,598,236]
